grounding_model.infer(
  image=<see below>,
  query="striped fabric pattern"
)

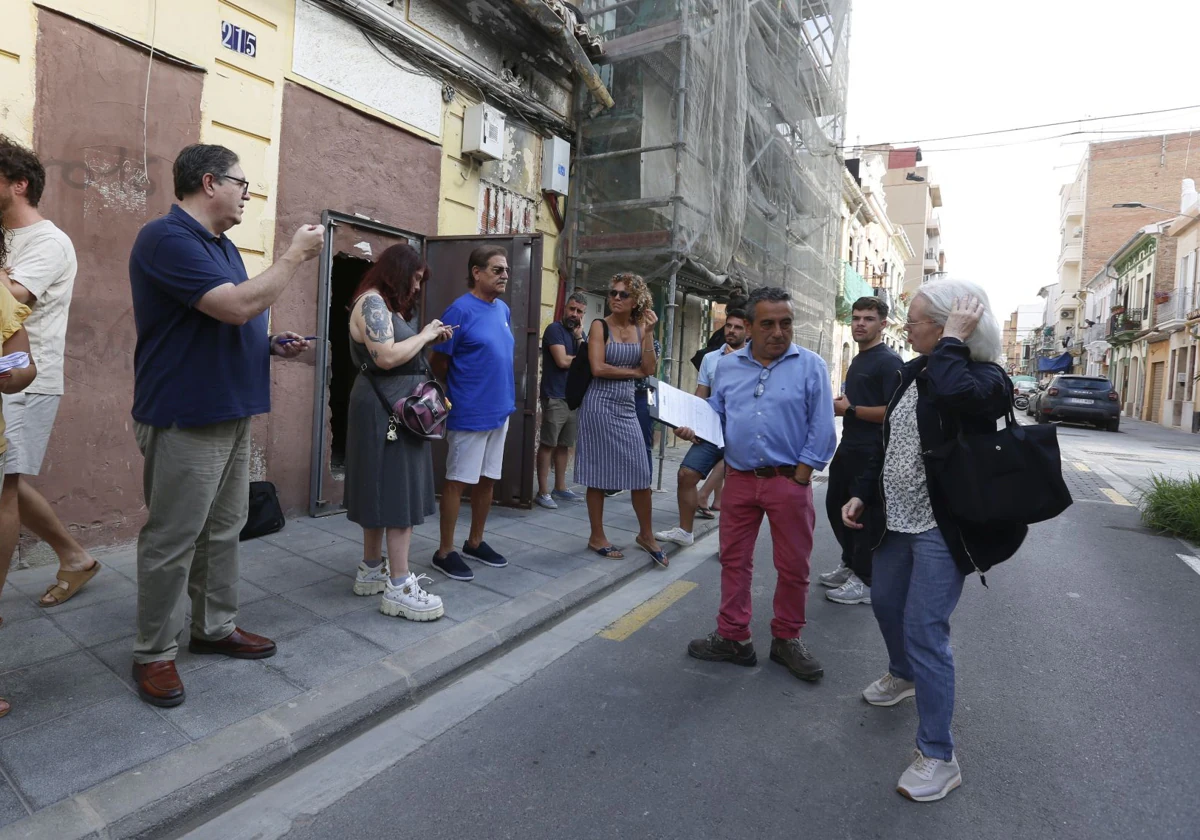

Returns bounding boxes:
[574,338,652,491]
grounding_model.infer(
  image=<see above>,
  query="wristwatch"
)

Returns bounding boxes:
[845,404,857,419]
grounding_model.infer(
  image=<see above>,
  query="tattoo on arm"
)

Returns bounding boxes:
[369,348,379,361]
[362,295,394,344]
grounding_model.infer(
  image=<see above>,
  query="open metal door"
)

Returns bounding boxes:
[422,234,543,508]
[309,211,421,516]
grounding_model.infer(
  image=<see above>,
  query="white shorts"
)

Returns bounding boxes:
[445,420,509,484]
[2,393,61,476]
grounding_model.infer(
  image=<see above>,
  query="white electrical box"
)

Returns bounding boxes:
[541,135,571,196]
[462,103,505,161]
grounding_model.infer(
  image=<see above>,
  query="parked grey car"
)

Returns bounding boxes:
[1034,374,1121,431]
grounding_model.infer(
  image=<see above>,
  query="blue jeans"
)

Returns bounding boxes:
[635,388,654,474]
[871,528,966,761]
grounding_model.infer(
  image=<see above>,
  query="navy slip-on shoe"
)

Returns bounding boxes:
[462,540,508,568]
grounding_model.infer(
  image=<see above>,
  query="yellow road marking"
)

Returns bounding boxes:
[1101,488,1133,506]
[1075,462,1091,472]
[598,581,698,641]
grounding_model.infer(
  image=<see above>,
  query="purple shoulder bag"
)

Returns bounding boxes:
[360,356,450,442]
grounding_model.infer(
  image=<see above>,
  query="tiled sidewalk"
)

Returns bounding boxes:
[0,446,717,837]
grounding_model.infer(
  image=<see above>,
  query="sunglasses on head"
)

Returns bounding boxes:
[608,289,631,300]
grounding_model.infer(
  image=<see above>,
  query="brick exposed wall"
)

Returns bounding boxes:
[1082,133,1200,283]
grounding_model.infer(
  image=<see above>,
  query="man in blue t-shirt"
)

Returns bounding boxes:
[534,291,586,510]
[429,246,516,581]
[127,144,324,708]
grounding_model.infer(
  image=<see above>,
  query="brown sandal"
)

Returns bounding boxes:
[39,561,101,608]
[0,697,9,719]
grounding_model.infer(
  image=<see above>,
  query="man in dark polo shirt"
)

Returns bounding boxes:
[535,291,586,509]
[127,144,323,707]
[819,296,904,606]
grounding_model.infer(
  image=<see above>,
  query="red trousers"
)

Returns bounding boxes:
[716,470,815,641]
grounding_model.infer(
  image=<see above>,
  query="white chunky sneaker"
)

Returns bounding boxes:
[380,573,444,622]
[862,672,916,707]
[826,574,871,605]
[897,750,961,802]
[817,564,852,588]
[353,561,389,596]
[654,527,694,546]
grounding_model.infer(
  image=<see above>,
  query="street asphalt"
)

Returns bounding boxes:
[233,453,1200,840]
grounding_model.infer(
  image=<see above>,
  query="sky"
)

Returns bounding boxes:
[844,0,1200,327]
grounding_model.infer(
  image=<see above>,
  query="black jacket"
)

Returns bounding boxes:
[854,337,1027,580]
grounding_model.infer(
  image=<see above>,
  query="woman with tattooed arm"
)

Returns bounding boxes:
[345,244,452,621]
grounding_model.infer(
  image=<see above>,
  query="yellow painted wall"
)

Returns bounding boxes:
[437,95,564,336]
[2,0,293,275]
[0,0,38,143]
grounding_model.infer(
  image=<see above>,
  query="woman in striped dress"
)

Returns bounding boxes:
[575,273,667,567]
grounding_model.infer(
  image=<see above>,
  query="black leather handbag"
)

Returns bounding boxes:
[922,370,1073,526]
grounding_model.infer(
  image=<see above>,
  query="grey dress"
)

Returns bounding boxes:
[344,311,436,529]
[574,328,652,491]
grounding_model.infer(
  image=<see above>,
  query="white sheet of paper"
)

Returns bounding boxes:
[0,352,30,374]
[653,379,724,448]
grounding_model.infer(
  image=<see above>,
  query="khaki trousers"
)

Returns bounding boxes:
[133,419,250,664]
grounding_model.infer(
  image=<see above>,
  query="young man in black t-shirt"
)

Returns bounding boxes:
[819,296,904,605]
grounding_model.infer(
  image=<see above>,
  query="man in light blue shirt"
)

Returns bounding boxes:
[677,287,836,681]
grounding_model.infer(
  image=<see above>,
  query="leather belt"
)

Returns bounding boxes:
[747,465,798,478]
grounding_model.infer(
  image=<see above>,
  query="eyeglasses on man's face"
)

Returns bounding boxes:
[608,289,631,300]
[903,319,936,330]
[218,174,251,197]
[487,265,510,276]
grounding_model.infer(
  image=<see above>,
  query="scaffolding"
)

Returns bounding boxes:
[570,0,852,386]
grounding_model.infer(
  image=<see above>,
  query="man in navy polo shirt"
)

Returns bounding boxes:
[429,246,515,582]
[127,144,323,708]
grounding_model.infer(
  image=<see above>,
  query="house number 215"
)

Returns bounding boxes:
[221,21,257,57]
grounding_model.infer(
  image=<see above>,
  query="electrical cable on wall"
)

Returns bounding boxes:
[141,0,158,186]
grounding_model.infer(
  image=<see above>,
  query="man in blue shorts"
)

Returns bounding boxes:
[430,246,516,582]
[655,309,747,546]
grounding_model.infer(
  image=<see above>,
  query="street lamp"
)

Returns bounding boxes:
[1112,201,1199,216]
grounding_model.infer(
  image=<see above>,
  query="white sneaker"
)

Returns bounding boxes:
[654,527,694,546]
[817,564,852,588]
[826,574,871,605]
[862,672,916,707]
[380,573,444,622]
[897,750,961,802]
[353,561,389,596]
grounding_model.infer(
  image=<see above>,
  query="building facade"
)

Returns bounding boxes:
[0,0,601,559]
[878,147,946,296]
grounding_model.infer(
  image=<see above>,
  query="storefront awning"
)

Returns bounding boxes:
[1037,352,1073,373]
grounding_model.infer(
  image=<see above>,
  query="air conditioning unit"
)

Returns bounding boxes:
[541,135,571,196]
[462,103,505,161]
[1060,309,1075,319]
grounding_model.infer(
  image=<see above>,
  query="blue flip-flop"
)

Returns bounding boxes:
[636,537,669,568]
[590,544,624,559]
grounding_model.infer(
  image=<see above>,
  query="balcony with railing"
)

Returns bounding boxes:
[1107,309,1146,342]
[1154,287,1192,330]
[1084,319,1108,345]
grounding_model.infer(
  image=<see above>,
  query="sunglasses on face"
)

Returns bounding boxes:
[608,290,631,300]
[488,266,510,276]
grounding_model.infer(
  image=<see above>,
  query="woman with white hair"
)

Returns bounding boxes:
[842,278,1026,802]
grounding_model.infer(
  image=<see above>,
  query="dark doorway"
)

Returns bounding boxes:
[328,254,372,478]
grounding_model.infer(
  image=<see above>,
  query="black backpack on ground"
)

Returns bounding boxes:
[240,481,285,541]
[565,319,608,410]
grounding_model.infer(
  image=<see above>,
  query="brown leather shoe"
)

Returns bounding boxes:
[132,661,185,707]
[189,626,277,660]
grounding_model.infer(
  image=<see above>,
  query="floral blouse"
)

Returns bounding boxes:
[881,381,937,534]
[0,283,31,460]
